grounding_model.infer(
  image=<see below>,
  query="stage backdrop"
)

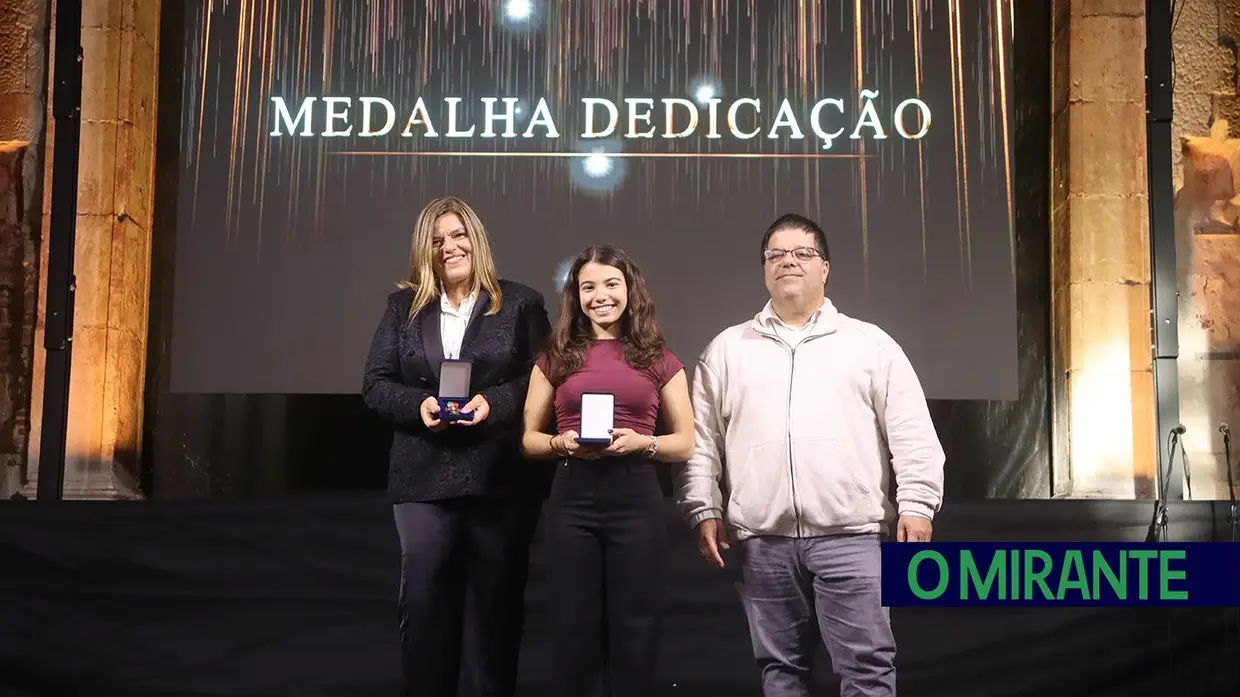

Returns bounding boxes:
[142,0,1047,500]
[170,0,1018,401]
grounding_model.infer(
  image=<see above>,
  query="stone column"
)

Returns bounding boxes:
[25,0,162,499]
[0,0,49,499]
[1050,0,1157,498]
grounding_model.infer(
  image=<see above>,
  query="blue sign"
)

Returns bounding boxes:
[881,542,1240,607]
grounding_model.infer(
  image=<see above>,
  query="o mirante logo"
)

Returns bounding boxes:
[880,542,1240,607]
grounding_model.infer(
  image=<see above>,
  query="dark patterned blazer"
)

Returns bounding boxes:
[361,279,552,503]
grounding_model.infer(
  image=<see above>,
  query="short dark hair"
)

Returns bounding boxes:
[760,213,830,264]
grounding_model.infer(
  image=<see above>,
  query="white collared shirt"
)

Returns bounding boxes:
[439,287,477,360]
[761,299,825,348]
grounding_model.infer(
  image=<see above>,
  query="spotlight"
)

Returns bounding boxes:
[570,138,626,194]
[506,0,532,21]
[690,76,721,106]
[583,152,613,178]
[496,0,540,34]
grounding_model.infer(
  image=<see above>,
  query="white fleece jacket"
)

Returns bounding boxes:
[675,299,945,541]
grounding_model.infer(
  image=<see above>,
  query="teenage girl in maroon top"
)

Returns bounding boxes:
[521,244,695,697]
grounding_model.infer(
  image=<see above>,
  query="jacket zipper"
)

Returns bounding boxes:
[767,330,826,539]
[786,344,802,537]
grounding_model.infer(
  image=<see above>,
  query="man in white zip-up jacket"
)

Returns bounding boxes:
[676,213,945,697]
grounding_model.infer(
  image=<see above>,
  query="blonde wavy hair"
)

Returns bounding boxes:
[400,196,504,320]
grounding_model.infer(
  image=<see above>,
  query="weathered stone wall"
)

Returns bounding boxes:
[0,0,48,498]
[1172,0,1240,500]
[24,0,162,499]
[1050,0,1157,498]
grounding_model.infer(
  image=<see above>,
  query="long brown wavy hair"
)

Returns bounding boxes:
[540,244,666,384]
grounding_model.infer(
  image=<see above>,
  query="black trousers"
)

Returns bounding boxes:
[393,496,541,697]
[543,457,667,697]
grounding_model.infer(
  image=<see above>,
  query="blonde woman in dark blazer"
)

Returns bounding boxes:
[362,196,551,697]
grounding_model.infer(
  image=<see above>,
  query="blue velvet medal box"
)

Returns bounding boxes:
[438,359,474,422]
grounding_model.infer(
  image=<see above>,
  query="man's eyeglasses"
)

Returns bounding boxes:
[763,247,822,263]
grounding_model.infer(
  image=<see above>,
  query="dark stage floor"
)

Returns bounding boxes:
[0,497,1237,697]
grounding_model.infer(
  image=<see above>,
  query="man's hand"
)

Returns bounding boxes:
[897,514,933,542]
[695,518,730,568]
[452,394,490,426]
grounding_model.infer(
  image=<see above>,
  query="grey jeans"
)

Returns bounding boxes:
[735,533,896,697]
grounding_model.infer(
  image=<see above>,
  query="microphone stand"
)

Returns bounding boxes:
[1223,426,1240,694]
[1147,427,1183,543]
